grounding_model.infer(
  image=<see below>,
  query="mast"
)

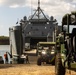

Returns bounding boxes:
[38,0,40,19]
[30,0,48,21]
[38,0,40,8]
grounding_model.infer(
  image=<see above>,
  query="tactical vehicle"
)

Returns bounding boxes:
[55,12,76,75]
[37,42,56,65]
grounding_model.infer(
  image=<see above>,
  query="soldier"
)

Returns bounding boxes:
[4,52,8,64]
[7,52,12,64]
[21,54,26,64]
[26,54,30,64]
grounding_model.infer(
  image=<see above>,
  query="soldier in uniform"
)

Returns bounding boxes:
[26,54,30,64]
[4,52,8,64]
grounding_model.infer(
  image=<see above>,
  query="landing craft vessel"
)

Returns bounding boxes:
[9,0,61,63]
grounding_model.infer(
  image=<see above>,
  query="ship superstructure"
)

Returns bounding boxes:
[20,0,58,50]
[9,0,62,63]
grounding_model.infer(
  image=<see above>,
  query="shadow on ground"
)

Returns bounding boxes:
[0,64,13,69]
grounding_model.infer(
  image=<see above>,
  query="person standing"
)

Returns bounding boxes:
[7,52,12,64]
[4,52,8,64]
[21,54,26,64]
[26,54,30,64]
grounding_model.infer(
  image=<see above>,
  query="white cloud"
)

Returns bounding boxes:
[62,0,73,3]
[0,0,26,7]
[72,0,76,3]
[0,0,76,24]
[10,4,20,8]
[0,0,3,4]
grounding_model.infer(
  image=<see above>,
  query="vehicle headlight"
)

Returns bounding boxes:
[39,51,41,53]
[42,51,46,54]
[51,52,55,54]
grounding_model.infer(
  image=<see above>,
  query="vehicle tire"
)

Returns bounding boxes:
[55,53,65,75]
[73,36,76,61]
[51,60,55,65]
[73,36,76,53]
[36,50,38,56]
[0,60,4,64]
[37,57,41,65]
[46,61,49,64]
[2,60,4,64]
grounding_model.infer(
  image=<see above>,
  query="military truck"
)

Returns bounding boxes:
[55,12,76,75]
[37,42,56,65]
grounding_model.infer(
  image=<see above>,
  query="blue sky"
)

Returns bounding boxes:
[0,0,76,36]
[0,6,31,36]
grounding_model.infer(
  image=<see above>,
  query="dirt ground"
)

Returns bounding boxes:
[0,64,76,75]
[0,64,55,75]
[0,49,76,75]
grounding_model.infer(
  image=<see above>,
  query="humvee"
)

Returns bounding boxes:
[55,12,76,75]
[37,42,56,65]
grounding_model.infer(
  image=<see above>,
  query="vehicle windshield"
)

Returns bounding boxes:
[38,46,43,50]
[43,47,49,50]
